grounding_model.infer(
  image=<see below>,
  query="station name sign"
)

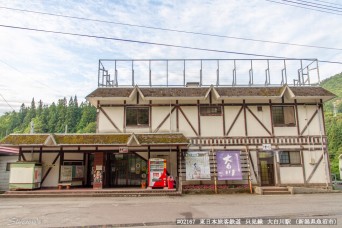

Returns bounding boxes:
[119,147,128,153]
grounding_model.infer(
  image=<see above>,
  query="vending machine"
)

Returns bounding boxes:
[148,158,167,188]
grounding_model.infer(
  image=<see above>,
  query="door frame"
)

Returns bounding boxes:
[257,151,276,186]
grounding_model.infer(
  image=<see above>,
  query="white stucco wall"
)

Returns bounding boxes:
[41,153,60,187]
[279,166,304,184]
[303,150,329,184]
[98,107,124,133]
[0,156,18,191]
[224,106,245,136]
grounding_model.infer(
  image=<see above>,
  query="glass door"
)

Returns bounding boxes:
[258,152,275,186]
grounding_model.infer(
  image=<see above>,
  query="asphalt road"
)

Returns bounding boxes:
[0,193,341,227]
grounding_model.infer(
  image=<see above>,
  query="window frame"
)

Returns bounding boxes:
[272,105,296,127]
[199,106,222,116]
[126,107,150,127]
[279,151,302,166]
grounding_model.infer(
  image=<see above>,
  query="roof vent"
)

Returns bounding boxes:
[186,82,200,87]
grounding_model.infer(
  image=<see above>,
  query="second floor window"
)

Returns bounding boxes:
[200,106,222,116]
[126,107,149,127]
[272,106,296,127]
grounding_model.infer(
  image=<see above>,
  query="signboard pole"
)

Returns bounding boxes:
[246,146,253,194]
[212,148,217,194]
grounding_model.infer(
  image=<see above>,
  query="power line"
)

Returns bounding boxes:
[0,24,341,65]
[311,0,342,7]
[0,93,15,111]
[280,0,342,12]
[265,0,342,15]
[308,0,342,9]
[0,6,341,51]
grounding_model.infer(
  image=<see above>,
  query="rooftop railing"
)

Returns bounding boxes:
[98,59,320,87]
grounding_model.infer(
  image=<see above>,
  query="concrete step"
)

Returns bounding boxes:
[5,189,177,195]
[0,192,182,198]
[261,187,288,191]
[263,191,291,195]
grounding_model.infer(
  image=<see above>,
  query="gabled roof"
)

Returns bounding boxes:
[54,134,130,145]
[0,134,51,146]
[213,87,284,99]
[86,85,336,102]
[138,87,211,100]
[86,87,135,98]
[289,87,335,97]
[134,133,189,145]
[0,133,189,147]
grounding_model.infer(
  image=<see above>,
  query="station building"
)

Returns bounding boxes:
[0,59,335,193]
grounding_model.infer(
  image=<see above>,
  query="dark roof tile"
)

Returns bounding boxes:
[289,87,335,97]
[139,88,209,97]
[87,88,134,98]
[215,87,283,97]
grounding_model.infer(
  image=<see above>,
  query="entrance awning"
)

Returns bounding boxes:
[0,133,189,148]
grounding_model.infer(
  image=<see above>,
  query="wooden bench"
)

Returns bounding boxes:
[58,183,71,190]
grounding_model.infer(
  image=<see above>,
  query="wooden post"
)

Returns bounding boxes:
[269,99,274,137]
[176,100,179,132]
[178,148,183,193]
[212,148,217,194]
[39,147,42,163]
[58,148,64,183]
[149,100,152,133]
[246,146,253,194]
[243,100,248,137]
[197,100,201,136]
[294,99,300,136]
[18,147,22,161]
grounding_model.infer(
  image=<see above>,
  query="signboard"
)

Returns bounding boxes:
[74,166,84,178]
[119,147,129,153]
[60,166,72,182]
[216,151,242,180]
[185,151,211,180]
[34,167,42,183]
[262,144,272,151]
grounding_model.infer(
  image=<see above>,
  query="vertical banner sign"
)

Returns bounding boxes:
[216,151,242,180]
[186,151,211,180]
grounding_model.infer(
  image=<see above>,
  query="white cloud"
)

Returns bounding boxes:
[0,0,341,114]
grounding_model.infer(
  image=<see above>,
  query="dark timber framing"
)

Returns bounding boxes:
[243,100,248,137]
[269,100,274,136]
[99,106,122,133]
[300,108,319,136]
[226,106,243,136]
[41,153,60,184]
[246,106,272,136]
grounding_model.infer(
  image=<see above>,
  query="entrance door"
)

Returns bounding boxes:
[109,153,147,187]
[258,152,275,186]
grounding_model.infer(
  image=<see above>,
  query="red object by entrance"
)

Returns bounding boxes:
[148,158,167,188]
[167,176,174,189]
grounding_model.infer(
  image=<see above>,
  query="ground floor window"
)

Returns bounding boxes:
[279,151,301,165]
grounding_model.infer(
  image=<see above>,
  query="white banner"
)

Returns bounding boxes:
[185,151,211,180]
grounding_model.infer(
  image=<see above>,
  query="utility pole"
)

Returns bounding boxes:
[30,120,34,134]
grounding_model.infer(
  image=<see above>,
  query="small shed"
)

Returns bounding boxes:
[0,147,19,191]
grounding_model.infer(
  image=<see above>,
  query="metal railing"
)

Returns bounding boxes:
[98,58,320,87]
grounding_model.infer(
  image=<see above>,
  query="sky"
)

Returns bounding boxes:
[0,0,341,114]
